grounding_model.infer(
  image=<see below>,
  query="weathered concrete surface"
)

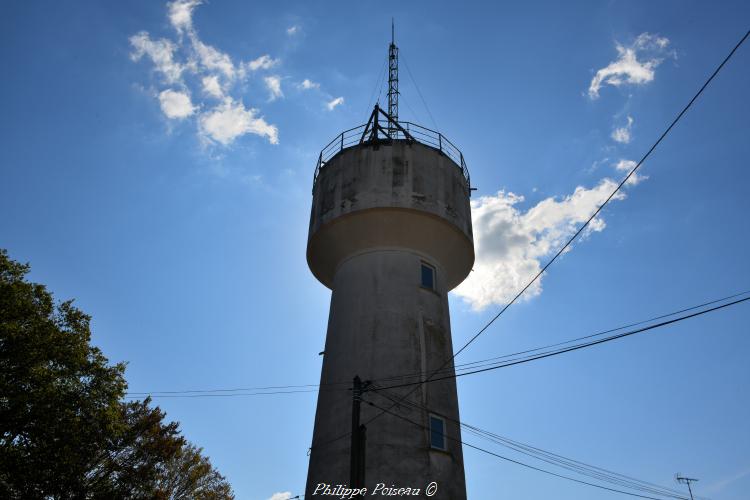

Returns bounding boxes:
[307,141,473,290]
[305,141,474,500]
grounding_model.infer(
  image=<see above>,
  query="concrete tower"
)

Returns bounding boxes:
[305,30,474,500]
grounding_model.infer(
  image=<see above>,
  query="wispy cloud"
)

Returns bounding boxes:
[189,34,236,79]
[267,493,292,500]
[588,33,673,99]
[201,75,223,98]
[611,115,634,144]
[264,75,283,101]
[129,0,281,146]
[286,25,299,36]
[326,96,345,111]
[614,159,647,186]
[298,78,320,90]
[158,89,195,119]
[168,0,201,35]
[247,54,280,72]
[703,466,750,495]
[129,32,184,84]
[454,179,632,310]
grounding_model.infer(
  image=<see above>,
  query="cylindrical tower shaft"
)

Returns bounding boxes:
[308,249,465,498]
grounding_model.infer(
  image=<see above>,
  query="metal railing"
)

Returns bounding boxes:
[313,107,470,195]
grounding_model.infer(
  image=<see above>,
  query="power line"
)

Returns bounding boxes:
[123,388,321,399]
[373,294,750,391]
[351,28,750,431]
[368,290,750,384]
[368,388,688,500]
[126,383,324,396]
[307,291,750,453]
[448,27,750,367]
[126,290,748,399]
[133,292,745,453]
[363,398,687,500]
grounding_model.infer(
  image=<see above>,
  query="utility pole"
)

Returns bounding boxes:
[676,474,699,500]
[350,376,369,489]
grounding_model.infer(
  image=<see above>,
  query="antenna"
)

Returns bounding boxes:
[387,18,399,138]
[675,474,699,500]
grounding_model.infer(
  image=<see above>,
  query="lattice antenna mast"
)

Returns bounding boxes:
[387,19,399,138]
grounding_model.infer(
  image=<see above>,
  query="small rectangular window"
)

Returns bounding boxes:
[421,263,435,290]
[430,415,446,450]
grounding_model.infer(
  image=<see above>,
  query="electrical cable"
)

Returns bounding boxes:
[123,388,321,399]
[448,28,750,368]
[373,294,750,391]
[363,398,688,500]
[306,290,750,452]
[126,290,748,399]
[355,28,750,427]
[367,290,750,384]
[368,388,688,499]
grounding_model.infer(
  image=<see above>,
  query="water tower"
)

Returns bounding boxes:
[305,27,473,499]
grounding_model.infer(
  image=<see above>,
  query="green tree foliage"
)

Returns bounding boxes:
[154,444,235,499]
[0,249,234,499]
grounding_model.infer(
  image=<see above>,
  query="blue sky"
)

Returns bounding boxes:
[1,1,749,499]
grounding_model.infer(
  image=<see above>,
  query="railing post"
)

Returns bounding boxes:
[341,133,344,151]
[439,134,443,153]
[313,152,322,193]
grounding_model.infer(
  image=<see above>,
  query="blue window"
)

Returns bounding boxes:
[430,415,446,450]
[421,263,435,290]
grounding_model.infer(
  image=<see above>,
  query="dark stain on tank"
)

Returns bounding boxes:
[392,155,405,190]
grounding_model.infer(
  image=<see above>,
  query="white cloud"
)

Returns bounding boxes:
[611,115,634,144]
[169,0,238,81]
[454,179,628,311]
[168,0,201,34]
[299,78,320,90]
[614,159,647,186]
[158,89,195,119]
[326,96,345,110]
[247,54,279,71]
[286,25,299,35]
[201,75,223,98]
[199,98,279,145]
[588,33,672,99]
[267,493,292,500]
[264,75,283,101]
[131,1,285,149]
[129,32,184,84]
[190,35,236,80]
[614,159,637,172]
[634,32,670,51]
